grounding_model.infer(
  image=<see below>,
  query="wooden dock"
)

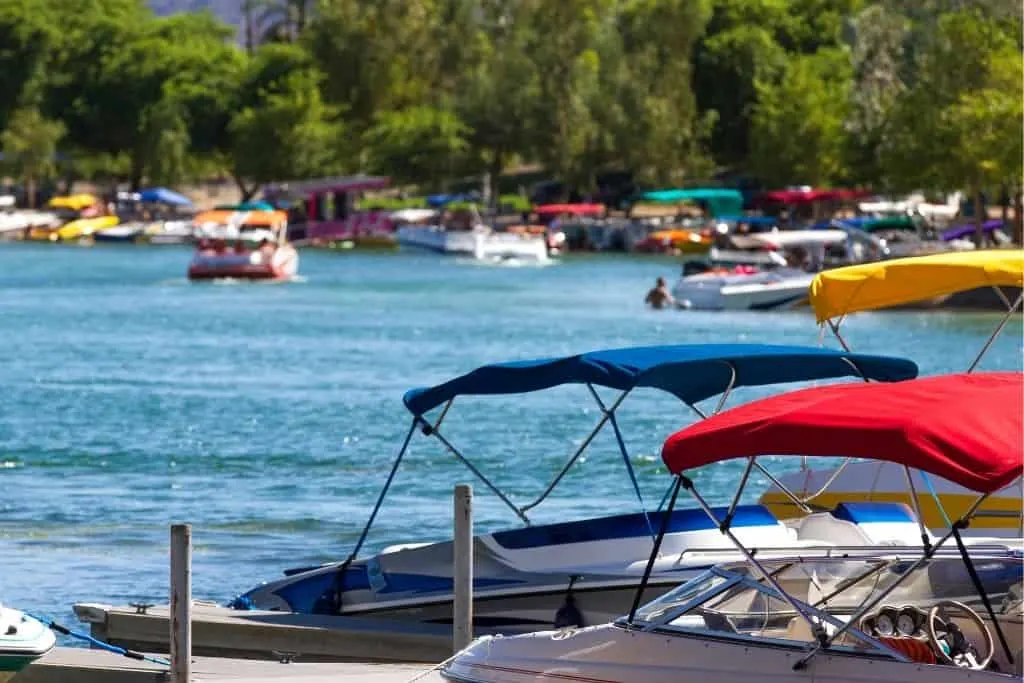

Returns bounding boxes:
[12,647,443,682]
[74,602,467,663]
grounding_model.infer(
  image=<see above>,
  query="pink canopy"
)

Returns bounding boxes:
[755,188,870,205]
[534,203,605,217]
[662,373,1022,494]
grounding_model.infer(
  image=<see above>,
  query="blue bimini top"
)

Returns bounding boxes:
[402,343,919,416]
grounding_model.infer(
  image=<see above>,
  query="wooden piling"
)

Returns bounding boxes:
[452,484,473,653]
[170,523,192,683]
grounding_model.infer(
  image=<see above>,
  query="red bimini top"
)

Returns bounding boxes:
[661,372,1022,494]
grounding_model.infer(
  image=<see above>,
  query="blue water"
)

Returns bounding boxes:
[0,242,1020,631]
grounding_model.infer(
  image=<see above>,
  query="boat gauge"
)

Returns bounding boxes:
[896,612,917,636]
[875,613,895,637]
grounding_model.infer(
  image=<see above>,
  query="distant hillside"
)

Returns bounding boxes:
[149,1,242,28]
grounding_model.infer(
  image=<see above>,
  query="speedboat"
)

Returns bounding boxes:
[672,230,850,311]
[0,604,54,682]
[397,206,549,261]
[231,344,930,631]
[188,209,298,281]
[442,372,1024,682]
[766,251,1024,536]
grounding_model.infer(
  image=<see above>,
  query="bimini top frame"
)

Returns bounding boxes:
[340,345,918,569]
[628,372,1023,670]
[809,249,1024,372]
[803,250,1023,526]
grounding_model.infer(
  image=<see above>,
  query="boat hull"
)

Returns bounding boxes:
[672,269,813,311]
[232,503,968,632]
[0,606,55,681]
[760,462,1023,536]
[441,622,1013,683]
[397,226,549,260]
[188,245,299,281]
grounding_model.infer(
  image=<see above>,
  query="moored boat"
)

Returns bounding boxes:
[0,604,55,682]
[230,344,930,631]
[442,372,1024,683]
[762,250,1024,534]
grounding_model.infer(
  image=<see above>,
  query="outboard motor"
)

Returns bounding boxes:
[553,593,584,629]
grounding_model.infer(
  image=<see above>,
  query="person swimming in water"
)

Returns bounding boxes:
[644,277,675,309]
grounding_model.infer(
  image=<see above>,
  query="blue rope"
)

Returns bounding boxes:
[26,612,170,667]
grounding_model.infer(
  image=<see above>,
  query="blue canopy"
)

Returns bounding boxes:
[138,187,193,206]
[402,344,918,416]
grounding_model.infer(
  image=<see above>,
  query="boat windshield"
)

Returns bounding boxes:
[625,555,1022,655]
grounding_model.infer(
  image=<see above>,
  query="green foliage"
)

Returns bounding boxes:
[0,0,1020,210]
[879,8,1023,195]
[1,106,65,206]
[362,106,469,185]
[749,48,853,186]
[229,69,343,192]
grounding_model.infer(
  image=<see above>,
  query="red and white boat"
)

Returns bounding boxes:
[187,208,298,281]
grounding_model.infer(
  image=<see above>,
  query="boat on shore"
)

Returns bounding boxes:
[0,604,54,682]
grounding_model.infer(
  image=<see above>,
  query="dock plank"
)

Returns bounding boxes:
[76,602,458,663]
[13,647,444,682]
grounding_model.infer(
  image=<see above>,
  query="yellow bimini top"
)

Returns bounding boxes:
[810,249,1024,322]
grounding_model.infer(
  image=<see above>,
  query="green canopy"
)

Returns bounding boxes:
[637,188,743,217]
[860,216,918,233]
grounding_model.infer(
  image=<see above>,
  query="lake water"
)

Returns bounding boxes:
[0,242,1020,631]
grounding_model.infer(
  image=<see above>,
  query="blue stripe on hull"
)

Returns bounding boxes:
[747,293,808,311]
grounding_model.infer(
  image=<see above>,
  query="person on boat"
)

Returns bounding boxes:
[257,238,275,260]
[233,239,249,255]
[644,277,675,310]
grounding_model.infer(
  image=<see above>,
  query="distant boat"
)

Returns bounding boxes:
[188,209,298,281]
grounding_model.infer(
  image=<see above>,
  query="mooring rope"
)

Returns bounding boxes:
[26,612,171,667]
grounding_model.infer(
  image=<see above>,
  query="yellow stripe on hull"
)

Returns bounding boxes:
[759,491,1023,533]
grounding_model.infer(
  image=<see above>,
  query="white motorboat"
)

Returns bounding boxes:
[672,230,849,311]
[442,372,1024,682]
[0,605,55,682]
[228,344,932,632]
[398,224,550,261]
[396,207,548,261]
[0,209,61,239]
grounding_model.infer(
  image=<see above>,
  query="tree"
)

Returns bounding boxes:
[748,48,853,187]
[229,69,343,199]
[138,97,190,187]
[362,106,468,186]
[880,9,1023,245]
[1,106,65,207]
[453,0,542,196]
[843,3,907,184]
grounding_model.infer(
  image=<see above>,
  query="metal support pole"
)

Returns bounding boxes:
[170,524,192,683]
[453,484,473,653]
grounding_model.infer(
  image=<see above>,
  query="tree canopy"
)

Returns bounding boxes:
[0,0,1019,206]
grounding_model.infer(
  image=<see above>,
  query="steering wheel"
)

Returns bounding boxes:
[927,600,994,670]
